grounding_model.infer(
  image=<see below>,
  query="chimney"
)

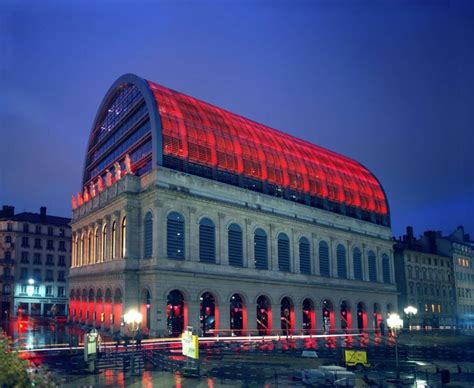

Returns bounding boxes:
[406,226,414,243]
[0,205,15,218]
[40,206,47,221]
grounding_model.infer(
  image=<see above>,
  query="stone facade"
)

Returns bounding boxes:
[69,169,398,337]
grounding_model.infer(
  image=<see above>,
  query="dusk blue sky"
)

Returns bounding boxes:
[1,0,473,238]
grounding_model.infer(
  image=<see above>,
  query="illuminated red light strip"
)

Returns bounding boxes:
[147,81,388,215]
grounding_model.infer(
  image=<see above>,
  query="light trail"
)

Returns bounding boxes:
[18,332,364,354]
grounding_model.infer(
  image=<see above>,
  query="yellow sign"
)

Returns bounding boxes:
[343,349,370,368]
[182,329,199,359]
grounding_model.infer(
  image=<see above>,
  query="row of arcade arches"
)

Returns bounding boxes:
[70,287,394,336]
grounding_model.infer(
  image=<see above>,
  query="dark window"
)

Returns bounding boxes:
[59,241,66,251]
[353,248,363,280]
[336,244,347,278]
[58,287,65,297]
[368,251,377,282]
[21,252,29,263]
[228,223,243,267]
[33,269,41,281]
[4,251,10,260]
[46,254,54,265]
[57,271,65,282]
[167,212,184,259]
[35,225,41,234]
[199,218,215,263]
[47,240,54,250]
[143,212,153,258]
[46,286,53,295]
[23,223,29,233]
[59,228,65,237]
[34,238,42,249]
[254,228,268,270]
[46,270,53,282]
[21,237,29,247]
[299,237,311,275]
[319,241,330,277]
[4,236,11,243]
[34,253,42,265]
[48,227,54,236]
[278,233,291,272]
[382,254,391,283]
[58,255,66,266]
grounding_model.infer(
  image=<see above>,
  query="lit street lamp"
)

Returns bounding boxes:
[387,313,403,380]
[403,306,418,330]
[123,309,143,375]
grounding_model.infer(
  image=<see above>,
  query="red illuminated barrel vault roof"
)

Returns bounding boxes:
[147,81,388,216]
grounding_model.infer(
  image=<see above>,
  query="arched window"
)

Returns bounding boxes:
[167,212,185,259]
[382,253,391,283]
[102,224,107,262]
[254,228,268,270]
[368,250,377,282]
[353,248,363,280]
[278,233,290,272]
[228,223,243,267]
[111,221,116,259]
[143,212,153,258]
[121,217,127,258]
[336,244,347,278]
[299,237,311,275]
[319,240,330,277]
[199,218,215,263]
[94,228,99,263]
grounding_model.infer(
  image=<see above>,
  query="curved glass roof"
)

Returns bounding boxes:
[83,74,389,224]
[147,81,388,216]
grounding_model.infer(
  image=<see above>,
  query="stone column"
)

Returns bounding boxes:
[219,296,230,335]
[246,298,257,333]
[187,299,201,334]
[124,203,140,260]
[362,243,368,281]
[347,239,354,279]
[188,207,198,262]
[272,300,281,335]
[153,200,164,260]
[245,219,254,269]
[292,229,300,274]
[270,224,277,271]
[104,215,111,262]
[218,213,227,266]
[376,246,383,283]
[294,301,303,334]
[312,233,320,276]
[330,237,337,277]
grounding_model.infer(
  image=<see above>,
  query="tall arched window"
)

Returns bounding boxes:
[299,237,311,275]
[121,217,127,258]
[228,223,243,267]
[368,250,377,282]
[167,212,185,259]
[102,224,107,262]
[254,228,268,270]
[111,221,117,259]
[382,253,391,283]
[278,233,290,272]
[94,228,99,263]
[199,218,215,263]
[336,244,347,278]
[143,212,153,258]
[353,248,363,280]
[319,240,330,277]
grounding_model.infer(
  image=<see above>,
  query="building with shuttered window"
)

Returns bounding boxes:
[69,74,397,337]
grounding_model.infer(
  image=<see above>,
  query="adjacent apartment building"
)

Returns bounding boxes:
[394,227,456,328]
[0,205,71,319]
[69,73,397,337]
[394,226,474,329]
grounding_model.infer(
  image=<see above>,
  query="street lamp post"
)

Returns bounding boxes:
[123,309,143,376]
[387,313,403,380]
[403,306,418,331]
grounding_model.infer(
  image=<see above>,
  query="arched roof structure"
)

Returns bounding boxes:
[82,74,389,225]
